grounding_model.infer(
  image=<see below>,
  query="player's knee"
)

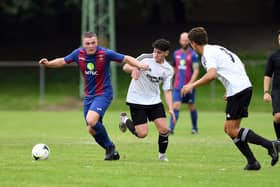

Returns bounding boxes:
[225,129,238,138]
[137,132,147,138]
[158,128,169,135]
[274,113,280,123]
[86,117,97,127]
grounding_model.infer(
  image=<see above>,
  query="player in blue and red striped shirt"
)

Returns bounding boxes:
[39,32,148,160]
[169,32,200,134]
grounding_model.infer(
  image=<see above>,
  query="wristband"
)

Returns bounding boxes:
[264,90,269,94]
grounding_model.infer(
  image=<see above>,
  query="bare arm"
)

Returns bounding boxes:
[122,55,148,70]
[38,58,66,68]
[181,68,217,96]
[189,64,200,83]
[164,89,176,123]
[263,76,272,103]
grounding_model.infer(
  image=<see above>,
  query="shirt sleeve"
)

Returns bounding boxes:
[106,49,125,63]
[264,55,274,77]
[203,51,217,70]
[64,49,79,64]
[162,65,174,90]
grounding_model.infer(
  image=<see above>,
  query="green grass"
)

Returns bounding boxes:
[0,110,279,187]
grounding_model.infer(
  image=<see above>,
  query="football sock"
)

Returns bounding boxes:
[238,128,272,149]
[125,119,138,136]
[273,122,280,139]
[169,109,179,131]
[92,121,113,149]
[232,137,256,164]
[158,132,169,154]
[190,110,198,131]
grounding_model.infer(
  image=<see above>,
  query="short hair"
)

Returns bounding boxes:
[188,27,208,45]
[152,39,170,51]
[83,32,97,38]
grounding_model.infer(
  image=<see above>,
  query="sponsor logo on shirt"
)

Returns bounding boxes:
[146,73,163,83]
[85,62,97,76]
[179,59,187,70]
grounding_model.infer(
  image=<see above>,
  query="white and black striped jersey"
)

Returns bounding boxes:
[126,53,174,105]
[201,44,252,97]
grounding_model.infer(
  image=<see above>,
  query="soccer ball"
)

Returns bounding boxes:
[32,143,50,160]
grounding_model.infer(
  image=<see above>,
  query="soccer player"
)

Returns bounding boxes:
[264,30,280,140]
[119,39,176,161]
[169,32,200,135]
[38,32,148,160]
[181,27,280,170]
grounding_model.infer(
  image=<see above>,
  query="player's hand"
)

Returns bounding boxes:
[263,92,272,103]
[139,63,149,71]
[39,58,49,65]
[181,83,194,96]
[169,110,176,124]
[131,68,140,80]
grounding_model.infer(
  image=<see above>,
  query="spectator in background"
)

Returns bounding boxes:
[169,32,200,135]
[264,30,280,140]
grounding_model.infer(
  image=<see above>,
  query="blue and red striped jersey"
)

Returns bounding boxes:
[64,46,125,96]
[172,47,199,89]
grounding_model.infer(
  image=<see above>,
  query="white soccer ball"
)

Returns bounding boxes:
[32,143,50,160]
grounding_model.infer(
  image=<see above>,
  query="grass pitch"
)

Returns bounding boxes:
[0,110,279,187]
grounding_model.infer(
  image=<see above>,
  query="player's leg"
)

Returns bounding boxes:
[224,120,260,170]
[188,89,198,134]
[226,88,280,168]
[85,95,119,160]
[272,91,280,139]
[273,112,280,139]
[120,104,148,138]
[150,103,169,161]
[169,89,181,134]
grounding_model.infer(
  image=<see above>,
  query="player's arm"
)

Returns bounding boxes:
[123,63,141,80]
[263,76,272,103]
[164,89,176,123]
[181,67,216,96]
[189,63,199,83]
[122,55,149,70]
[38,58,66,68]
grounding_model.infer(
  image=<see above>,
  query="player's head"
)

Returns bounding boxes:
[179,32,190,50]
[152,39,170,63]
[82,32,98,55]
[188,27,208,54]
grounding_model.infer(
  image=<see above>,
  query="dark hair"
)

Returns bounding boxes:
[83,32,97,38]
[188,27,208,45]
[278,30,280,35]
[152,39,170,51]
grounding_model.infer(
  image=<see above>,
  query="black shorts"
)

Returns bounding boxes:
[126,102,166,125]
[272,90,280,114]
[225,87,252,120]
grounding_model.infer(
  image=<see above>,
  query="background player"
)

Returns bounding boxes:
[181,27,280,170]
[119,39,175,161]
[38,32,148,160]
[264,30,280,140]
[169,32,200,134]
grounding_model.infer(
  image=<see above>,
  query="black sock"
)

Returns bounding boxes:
[238,128,272,149]
[274,122,280,139]
[158,133,169,154]
[232,137,256,164]
[126,119,137,136]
